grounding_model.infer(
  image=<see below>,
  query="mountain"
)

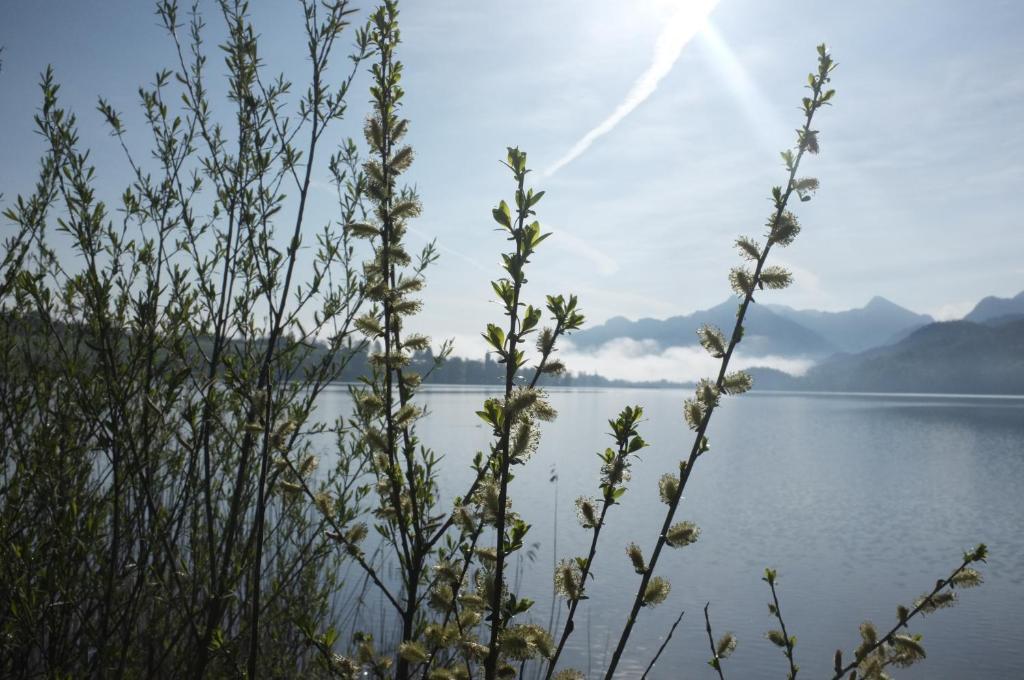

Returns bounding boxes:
[569,299,838,358]
[570,297,940,359]
[745,366,800,390]
[963,290,1024,324]
[752,317,1024,394]
[767,296,934,354]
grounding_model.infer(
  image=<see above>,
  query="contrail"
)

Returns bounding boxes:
[542,0,721,178]
[551,224,620,276]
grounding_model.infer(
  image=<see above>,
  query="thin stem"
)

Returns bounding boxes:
[544,435,630,679]
[704,603,726,680]
[640,609,684,680]
[766,574,798,679]
[484,169,529,680]
[602,52,831,678]
[248,2,340,670]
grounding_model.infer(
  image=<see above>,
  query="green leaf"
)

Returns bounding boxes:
[491,279,514,306]
[476,398,504,428]
[506,146,527,174]
[492,200,512,229]
[628,435,646,453]
[517,597,535,615]
[520,305,542,335]
[484,323,506,352]
[532,229,551,249]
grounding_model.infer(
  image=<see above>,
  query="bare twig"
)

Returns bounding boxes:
[640,609,685,680]
[763,569,798,679]
[704,603,726,680]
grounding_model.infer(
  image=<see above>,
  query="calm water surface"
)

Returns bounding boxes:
[315,386,1024,679]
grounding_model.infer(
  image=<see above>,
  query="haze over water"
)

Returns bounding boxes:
[317,386,1024,679]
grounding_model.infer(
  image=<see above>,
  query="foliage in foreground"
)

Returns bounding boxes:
[0,1,985,679]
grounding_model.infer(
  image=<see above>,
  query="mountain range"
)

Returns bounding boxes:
[570,290,1024,394]
[750,316,1024,394]
[766,296,934,353]
[570,300,837,357]
[964,290,1024,324]
[571,295,938,358]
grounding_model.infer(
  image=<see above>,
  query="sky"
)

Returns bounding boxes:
[1,0,1022,373]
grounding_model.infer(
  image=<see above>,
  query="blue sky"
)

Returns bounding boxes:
[2,1,1022,370]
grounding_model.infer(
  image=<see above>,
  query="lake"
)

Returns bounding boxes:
[315,385,1024,679]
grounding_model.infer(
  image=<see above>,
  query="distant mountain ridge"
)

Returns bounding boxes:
[750,316,1024,395]
[571,300,836,357]
[571,295,935,359]
[766,296,933,354]
[566,291,1024,394]
[964,291,1024,324]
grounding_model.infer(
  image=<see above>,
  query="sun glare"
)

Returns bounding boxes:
[543,0,722,177]
[698,21,791,151]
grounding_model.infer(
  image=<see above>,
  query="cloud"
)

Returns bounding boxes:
[560,337,815,384]
[444,334,815,384]
[931,301,975,321]
[542,0,720,177]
